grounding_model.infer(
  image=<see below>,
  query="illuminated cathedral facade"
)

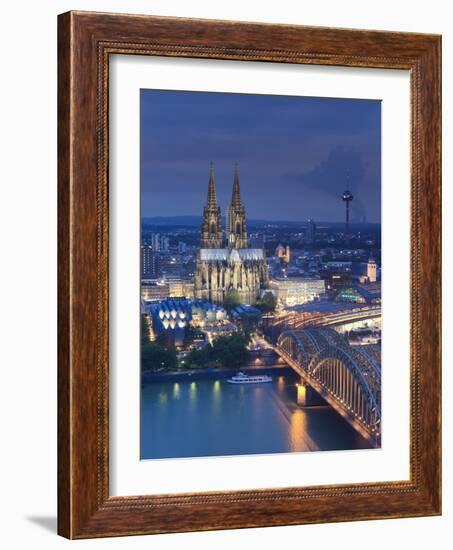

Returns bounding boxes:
[194,163,269,305]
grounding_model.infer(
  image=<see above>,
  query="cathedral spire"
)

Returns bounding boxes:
[206,161,218,208]
[200,162,222,249]
[231,161,243,208]
[227,162,248,249]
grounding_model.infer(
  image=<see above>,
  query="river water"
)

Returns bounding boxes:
[141,372,371,459]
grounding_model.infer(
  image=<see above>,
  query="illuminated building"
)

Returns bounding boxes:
[322,270,352,291]
[367,257,377,282]
[141,280,169,301]
[167,277,195,299]
[144,298,228,334]
[194,163,269,304]
[141,246,160,278]
[335,282,381,305]
[270,277,326,307]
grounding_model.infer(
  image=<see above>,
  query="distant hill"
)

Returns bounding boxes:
[142,216,380,229]
[142,216,202,227]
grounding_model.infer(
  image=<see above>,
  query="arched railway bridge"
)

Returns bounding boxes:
[276,328,381,446]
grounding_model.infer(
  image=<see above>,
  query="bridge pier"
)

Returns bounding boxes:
[296,382,323,407]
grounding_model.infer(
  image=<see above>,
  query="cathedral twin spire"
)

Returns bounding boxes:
[200,161,223,249]
[200,162,248,249]
[227,162,248,249]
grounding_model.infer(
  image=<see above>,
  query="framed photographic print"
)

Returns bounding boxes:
[58,11,441,538]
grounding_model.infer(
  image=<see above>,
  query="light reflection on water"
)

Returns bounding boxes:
[141,375,371,460]
[172,382,180,399]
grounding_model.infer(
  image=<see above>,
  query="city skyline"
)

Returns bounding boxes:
[140,88,382,460]
[141,89,381,223]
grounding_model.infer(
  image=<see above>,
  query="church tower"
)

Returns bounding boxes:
[227,163,248,248]
[200,162,223,248]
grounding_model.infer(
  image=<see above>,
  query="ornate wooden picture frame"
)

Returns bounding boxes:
[58,11,441,539]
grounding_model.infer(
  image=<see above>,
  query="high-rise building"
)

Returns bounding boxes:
[141,246,160,278]
[194,163,269,304]
[149,233,170,252]
[160,236,170,252]
[151,233,160,252]
[306,218,316,243]
[178,241,187,254]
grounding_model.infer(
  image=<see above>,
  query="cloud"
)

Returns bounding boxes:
[282,148,373,221]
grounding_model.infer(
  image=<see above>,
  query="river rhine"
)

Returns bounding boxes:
[141,371,371,459]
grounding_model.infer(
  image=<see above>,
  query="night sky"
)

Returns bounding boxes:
[140,89,381,223]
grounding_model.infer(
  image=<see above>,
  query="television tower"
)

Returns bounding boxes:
[342,189,354,234]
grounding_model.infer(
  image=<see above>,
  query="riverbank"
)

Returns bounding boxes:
[141,364,295,383]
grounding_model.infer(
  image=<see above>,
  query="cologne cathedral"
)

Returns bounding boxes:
[194,163,269,305]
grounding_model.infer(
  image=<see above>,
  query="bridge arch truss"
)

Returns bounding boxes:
[277,329,381,441]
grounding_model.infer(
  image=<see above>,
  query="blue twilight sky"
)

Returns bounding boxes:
[140,89,381,223]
